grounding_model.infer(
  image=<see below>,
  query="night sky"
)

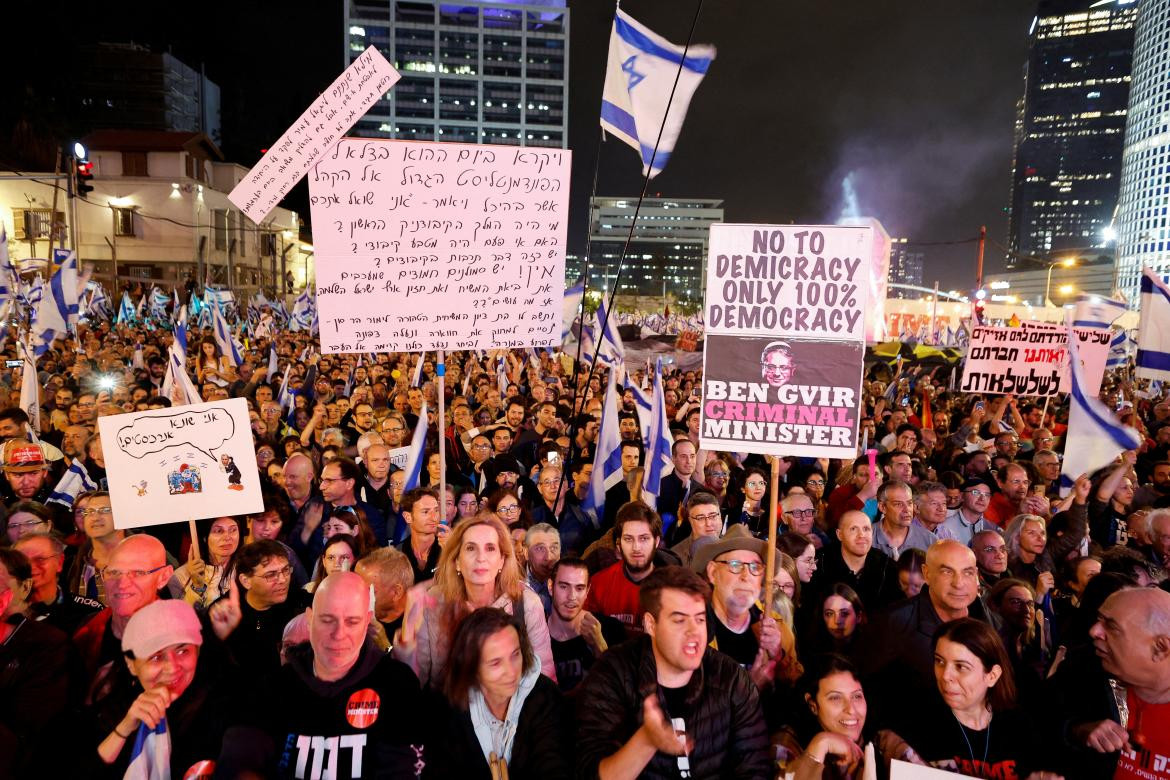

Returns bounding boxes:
[7,0,1038,292]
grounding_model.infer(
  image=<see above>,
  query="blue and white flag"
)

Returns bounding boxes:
[1106,330,1133,369]
[1060,320,1142,496]
[267,343,279,378]
[115,292,136,324]
[627,371,653,444]
[46,459,98,510]
[641,358,674,513]
[276,362,293,413]
[600,8,715,177]
[583,368,624,522]
[0,226,17,312]
[161,309,202,406]
[1072,294,1127,329]
[210,302,242,367]
[30,251,78,356]
[593,297,625,366]
[1137,267,1170,381]
[87,283,111,321]
[124,718,170,780]
[411,352,425,388]
[289,289,314,331]
[496,355,509,396]
[148,286,170,320]
[401,399,428,492]
[562,275,585,342]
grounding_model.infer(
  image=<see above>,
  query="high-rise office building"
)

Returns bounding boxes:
[342,0,568,148]
[1006,0,1136,267]
[1115,0,1170,303]
[887,238,924,297]
[569,197,724,302]
[73,44,222,147]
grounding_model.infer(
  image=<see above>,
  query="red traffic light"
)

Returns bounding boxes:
[76,159,95,197]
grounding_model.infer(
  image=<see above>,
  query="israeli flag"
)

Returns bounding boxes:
[149,286,170,320]
[411,352,425,388]
[593,297,625,366]
[583,368,624,522]
[46,459,98,510]
[627,373,653,443]
[0,226,17,309]
[1060,319,1142,496]
[31,251,78,356]
[268,343,279,377]
[1106,330,1133,369]
[641,358,675,513]
[562,274,585,342]
[1072,293,1127,329]
[599,8,715,177]
[401,399,428,492]
[1137,268,1170,381]
[210,302,242,367]
[124,718,170,780]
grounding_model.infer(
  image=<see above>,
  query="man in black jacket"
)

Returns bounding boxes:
[575,566,770,779]
[855,538,989,728]
[808,509,904,614]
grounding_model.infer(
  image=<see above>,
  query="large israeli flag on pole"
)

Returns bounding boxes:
[1060,320,1142,496]
[211,302,243,367]
[599,8,715,178]
[1137,267,1170,381]
[401,399,428,492]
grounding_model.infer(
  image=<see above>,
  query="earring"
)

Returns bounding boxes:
[456,569,462,577]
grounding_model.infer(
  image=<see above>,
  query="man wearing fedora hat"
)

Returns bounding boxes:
[693,525,783,690]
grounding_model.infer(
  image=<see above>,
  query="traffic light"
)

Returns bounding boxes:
[76,159,94,198]
[974,298,986,325]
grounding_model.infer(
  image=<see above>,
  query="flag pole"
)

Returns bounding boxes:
[763,454,780,613]
[571,0,707,441]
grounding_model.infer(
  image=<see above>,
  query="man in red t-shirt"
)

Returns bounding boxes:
[585,502,661,637]
[1086,588,1170,780]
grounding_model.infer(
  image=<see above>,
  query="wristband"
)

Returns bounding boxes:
[114,725,133,739]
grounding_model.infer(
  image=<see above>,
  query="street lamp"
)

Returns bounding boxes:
[1044,258,1077,307]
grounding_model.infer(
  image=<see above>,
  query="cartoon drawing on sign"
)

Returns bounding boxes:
[220,454,244,491]
[760,340,795,387]
[168,464,203,495]
[132,480,148,497]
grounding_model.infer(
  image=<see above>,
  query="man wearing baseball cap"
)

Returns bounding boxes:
[693,525,787,690]
[1,439,54,505]
[88,599,236,778]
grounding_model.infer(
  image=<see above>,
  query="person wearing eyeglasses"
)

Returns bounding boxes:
[671,491,725,567]
[14,531,101,634]
[66,491,125,604]
[73,534,175,704]
[319,457,388,546]
[971,530,1010,593]
[942,478,996,545]
[985,463,1044,527]
[782,492,826,549]
[694,524,789,690]
[208,539,308,677]
[703,457,732,501]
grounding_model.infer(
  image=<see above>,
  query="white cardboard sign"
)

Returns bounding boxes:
[98,397,264,529]
[308,138,571,353]
[228,46,401,223]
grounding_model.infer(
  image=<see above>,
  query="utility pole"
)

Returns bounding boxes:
[975,225,986,291]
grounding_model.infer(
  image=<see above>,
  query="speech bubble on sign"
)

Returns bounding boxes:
[114,406,236,462]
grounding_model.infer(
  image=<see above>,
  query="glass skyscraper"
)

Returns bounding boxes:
[1115,0,1170,303]
[1006,0,1136,267]
[342,0,568,148]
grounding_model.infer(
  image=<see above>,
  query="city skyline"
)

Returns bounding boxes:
[5,0,1061,294]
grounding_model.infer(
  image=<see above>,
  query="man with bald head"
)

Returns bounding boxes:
[857,539,989,726]
[1052,588,1170,779]
[72,534,173,700]
[219,572,430,778]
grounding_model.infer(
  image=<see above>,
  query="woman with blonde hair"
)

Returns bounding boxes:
[394,513,556,689]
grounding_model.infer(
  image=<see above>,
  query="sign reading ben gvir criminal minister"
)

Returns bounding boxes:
[699,224,870,460]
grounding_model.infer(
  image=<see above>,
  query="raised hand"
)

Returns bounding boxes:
[639,695,691,756]
[209,575,242,640]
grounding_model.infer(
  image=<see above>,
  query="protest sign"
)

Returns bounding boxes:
[704,223,872,341]
[228,47,400,224]
[699,334,864,459]
[387,446,410,470]
[97,397,263,529]
[700,223,869,458]
[308,139,571,353]
[960,323,1110,397]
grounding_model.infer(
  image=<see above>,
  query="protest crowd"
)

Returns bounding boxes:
[0,290,1166,780]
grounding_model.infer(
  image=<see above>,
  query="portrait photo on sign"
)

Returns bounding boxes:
[699,334,864,459]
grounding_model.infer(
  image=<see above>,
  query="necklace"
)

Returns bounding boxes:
[953,712,990,769]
